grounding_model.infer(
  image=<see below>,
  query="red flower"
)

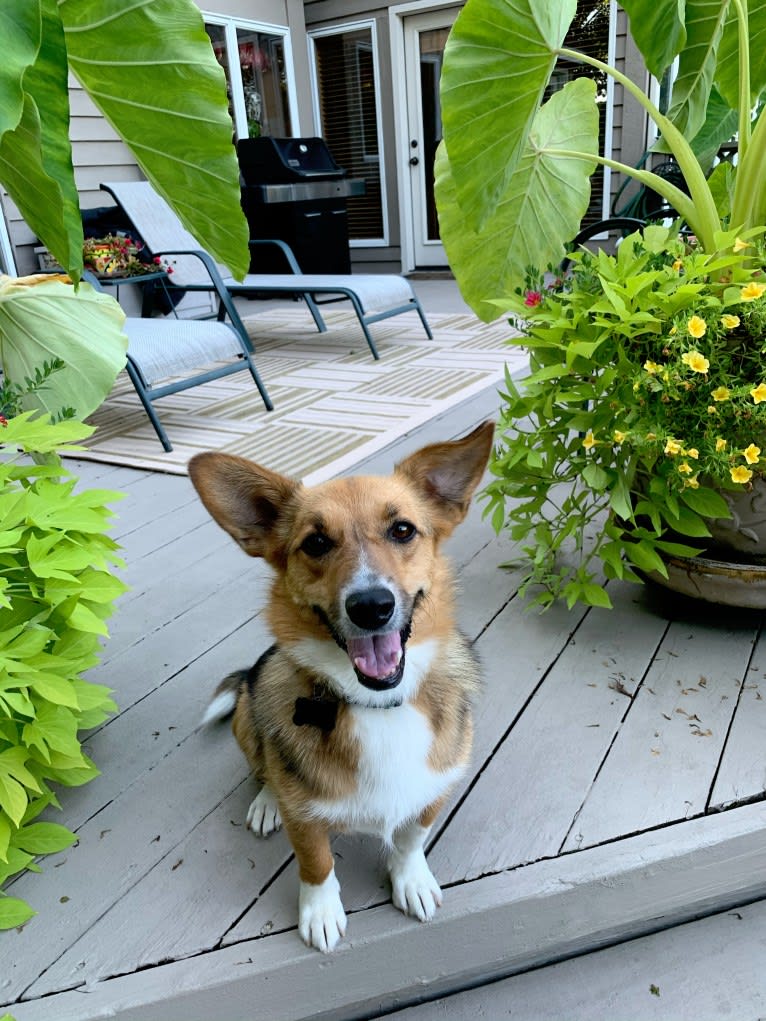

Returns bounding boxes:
[524,290,543,308]
[0,415,8,427]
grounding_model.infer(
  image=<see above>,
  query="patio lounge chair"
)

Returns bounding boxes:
[85,272,272,453]
[100,180,433,360]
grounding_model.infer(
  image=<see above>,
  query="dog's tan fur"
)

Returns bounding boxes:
[190,421,494,951]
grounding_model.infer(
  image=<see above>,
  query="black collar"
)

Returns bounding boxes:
[293,694,339,732]
[292,686,404,732]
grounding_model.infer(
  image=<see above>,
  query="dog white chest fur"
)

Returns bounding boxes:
[291,637,464,842]
[309,699,466,843]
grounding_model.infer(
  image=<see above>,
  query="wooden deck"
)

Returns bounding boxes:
[5,386,766,1021]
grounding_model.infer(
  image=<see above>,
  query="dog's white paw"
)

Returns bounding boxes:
[389,848,443,922]
[246,786,282,837]
[298,870,347,953]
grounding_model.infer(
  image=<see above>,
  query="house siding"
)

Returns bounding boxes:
[612,6,650,213]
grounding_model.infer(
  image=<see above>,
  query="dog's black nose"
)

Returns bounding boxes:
[345,587,395,630]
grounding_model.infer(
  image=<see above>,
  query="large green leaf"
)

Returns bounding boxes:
[663,0,729,144]
[436,77,599,321]
[0,94,80,279]
[0,274,127,419]
[716,0,766,109]
[440,0,577,231]
[707,158,735,218]
[686,85,738,172]
[60,0,249,280]
[0,0,41,137]
[620,0,687,80]
[0,0,84,279]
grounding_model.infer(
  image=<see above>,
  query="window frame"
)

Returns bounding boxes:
[308,20,389,247]
[0,199,16,276]
[202,11,301,140]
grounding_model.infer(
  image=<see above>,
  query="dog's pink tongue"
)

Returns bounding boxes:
[347,632,402,679]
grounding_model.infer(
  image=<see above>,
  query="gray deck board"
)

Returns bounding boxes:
[563,613,759,851]
[429,581,670,883]
[710,627,766,809]
[381,898,766,1021]
[5,384,766,1020]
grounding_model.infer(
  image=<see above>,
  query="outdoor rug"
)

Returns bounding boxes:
[74,306,525,483]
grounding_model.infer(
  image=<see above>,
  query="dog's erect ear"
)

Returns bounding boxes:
[188,452,299,560]
[395,421,494,533]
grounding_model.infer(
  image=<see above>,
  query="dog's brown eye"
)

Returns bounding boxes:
[300,532,334,558]
[389,520,417,543]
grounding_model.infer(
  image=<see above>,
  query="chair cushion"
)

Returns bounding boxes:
[223,273,415,313]
[123,318,243,386]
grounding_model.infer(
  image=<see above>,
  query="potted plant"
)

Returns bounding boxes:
[0,0,250,927]
[436,0,766,608]
[83,235,174,279]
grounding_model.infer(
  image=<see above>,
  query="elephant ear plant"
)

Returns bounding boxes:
[436,0,766,608]
[0,1,250,924]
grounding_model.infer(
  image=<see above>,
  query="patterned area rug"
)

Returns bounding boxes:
[75,307,525,482]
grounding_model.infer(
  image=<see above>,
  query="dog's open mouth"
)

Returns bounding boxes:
[346,631,405,690]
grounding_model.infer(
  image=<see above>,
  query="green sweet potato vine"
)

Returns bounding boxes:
[0,413,126,929]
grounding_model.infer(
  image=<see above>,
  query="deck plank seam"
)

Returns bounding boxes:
[425,603,594,856]
[85,606,268,750]
[13,775,255,1004]
[96,557,266,671]
[705,619,764,813]
[558,614,673,854]
[50,795,766,999]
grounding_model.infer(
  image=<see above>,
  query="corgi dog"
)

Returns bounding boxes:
[189,421,494,953]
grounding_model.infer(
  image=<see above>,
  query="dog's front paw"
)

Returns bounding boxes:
[298,870,347,953]
[246,786,282,837]
[389,849,443,922]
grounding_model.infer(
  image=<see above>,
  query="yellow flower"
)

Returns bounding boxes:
[678,462,693,475]
[672,259,683,271]
[716,438,727,452]
[684,474,700,489]
[708,405,718,414]
[721,314,740,329]
[613,430,626,444]
[669,325,678,336]
[583,431,596,450]
[744,443,762,464]
[645,432,657,441]
[751,383,766,404]
[686,448,699,459]
[712,386,730,401]
[644,360,661,374]
[687,316,707,338]
[664,438,682,455]
[731,465,754,484]
[733,237,749,253]
[741,281,766,301]
[681,350,709,373]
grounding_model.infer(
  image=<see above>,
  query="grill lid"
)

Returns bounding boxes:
[238,137,346,185]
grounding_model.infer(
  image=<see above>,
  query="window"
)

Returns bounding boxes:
[0,199,16,276]
[311,25,386,243]
[544,0,613,227]
[205,18,294,139]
